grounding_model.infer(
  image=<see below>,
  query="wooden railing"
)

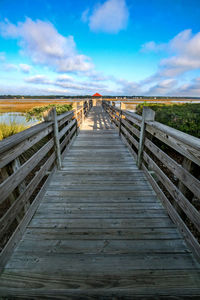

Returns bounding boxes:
[103,100,200,261]
[0,100,92,267]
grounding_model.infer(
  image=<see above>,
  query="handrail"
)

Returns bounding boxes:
[102,100,200,261]
[0,99,92,267]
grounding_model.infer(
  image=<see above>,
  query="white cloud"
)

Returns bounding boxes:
[0,18,94,73]
[56,74,74,82]
[3,63,18,71]
[141,41,166,53]
[88,0,129,33]
[152,29,200,77]
[24,73,109,95]
[19,63,31,73]
[116,78,141,94]
[25,74,51,84]
[147,79,177,95]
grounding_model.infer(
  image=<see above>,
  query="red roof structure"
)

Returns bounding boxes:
[92,93,102,97]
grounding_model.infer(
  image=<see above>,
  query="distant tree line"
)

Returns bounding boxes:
[0,95,199,99]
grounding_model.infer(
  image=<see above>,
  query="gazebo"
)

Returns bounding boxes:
[92,93,102,106]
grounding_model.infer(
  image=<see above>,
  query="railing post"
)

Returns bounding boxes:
[52,107,62,170]
[74,102,78,120]
[81,101,85,124]
[119,110,122,136]
[137,107,155,169]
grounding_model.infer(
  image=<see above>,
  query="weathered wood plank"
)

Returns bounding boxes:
[42,195,159,203]
[142,163,200,261]
[38,202,162,210]
[144,137,200,199]
[28,217,175,229]
[44,190,156,197]
[15,239,189,254]
[0,138,54,205]
[5,253,199,271]
[0,121,53,155]
[0,124,53,169]
[24,227,181,240]
[0,269,200,295]
[0,153,55,239]
[146,121,200,166]
[143,151,200,231]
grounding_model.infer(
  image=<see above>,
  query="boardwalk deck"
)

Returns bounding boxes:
[0,105,200,299]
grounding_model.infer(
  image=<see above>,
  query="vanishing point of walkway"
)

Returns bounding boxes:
[0,105,200,298]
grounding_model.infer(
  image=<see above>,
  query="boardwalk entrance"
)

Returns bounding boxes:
[0,104,200,298]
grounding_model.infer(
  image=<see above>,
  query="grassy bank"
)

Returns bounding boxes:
[136,103,200,138]
[0,122,28,140]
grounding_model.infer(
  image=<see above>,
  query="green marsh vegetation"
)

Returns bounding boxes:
[26,104,73,121]
[136,103,200,138]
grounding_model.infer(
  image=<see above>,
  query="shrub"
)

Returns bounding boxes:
[136,103,200,138]
[26,104,73,121]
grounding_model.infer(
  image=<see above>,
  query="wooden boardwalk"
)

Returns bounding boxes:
[0,105,200,299]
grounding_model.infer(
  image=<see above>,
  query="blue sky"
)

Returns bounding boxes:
[0,0,200,96]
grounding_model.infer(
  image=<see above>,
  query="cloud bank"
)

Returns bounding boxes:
[0,18,93,73]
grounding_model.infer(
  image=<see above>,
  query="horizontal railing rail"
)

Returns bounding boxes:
[0,99,92,267]
[103,100,200,261]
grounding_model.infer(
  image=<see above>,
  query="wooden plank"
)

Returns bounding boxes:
[0,269,200,296]
[0,166,56,269]
[121,124,139,149]
[0,153,55,239]
[29,217,175,229]
[24,227,181,240]
[143,151,200,231]
[0,121,53,155]
[45,190,156,198]
[49,179,150,186]
[0,124,53,169]
[34,211,167,219]
[123,111,142,127]
[5,253,199,271]
[0,138,54,205]
[121,118,140,137]
[146,122,200,166]
[120,131,137,159]
[38,202,162,210]
[15,239,189,254]
[144,137,200,199]
[46,184,153,191]
[142,163,200,262]
[42,195,159,203]
[59,119,76,139]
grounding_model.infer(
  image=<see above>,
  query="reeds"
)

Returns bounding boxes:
[0,121,27,140]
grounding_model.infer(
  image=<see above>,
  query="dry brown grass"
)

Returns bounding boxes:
[0,100,73,113]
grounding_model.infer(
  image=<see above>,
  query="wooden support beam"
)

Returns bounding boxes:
[137,107,155,169]
[51,108,62,170]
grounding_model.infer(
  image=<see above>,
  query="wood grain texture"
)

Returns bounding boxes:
[0,103,199,299]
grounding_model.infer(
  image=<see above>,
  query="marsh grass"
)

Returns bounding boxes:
[0,121,28,140]
[0,100,72,113]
